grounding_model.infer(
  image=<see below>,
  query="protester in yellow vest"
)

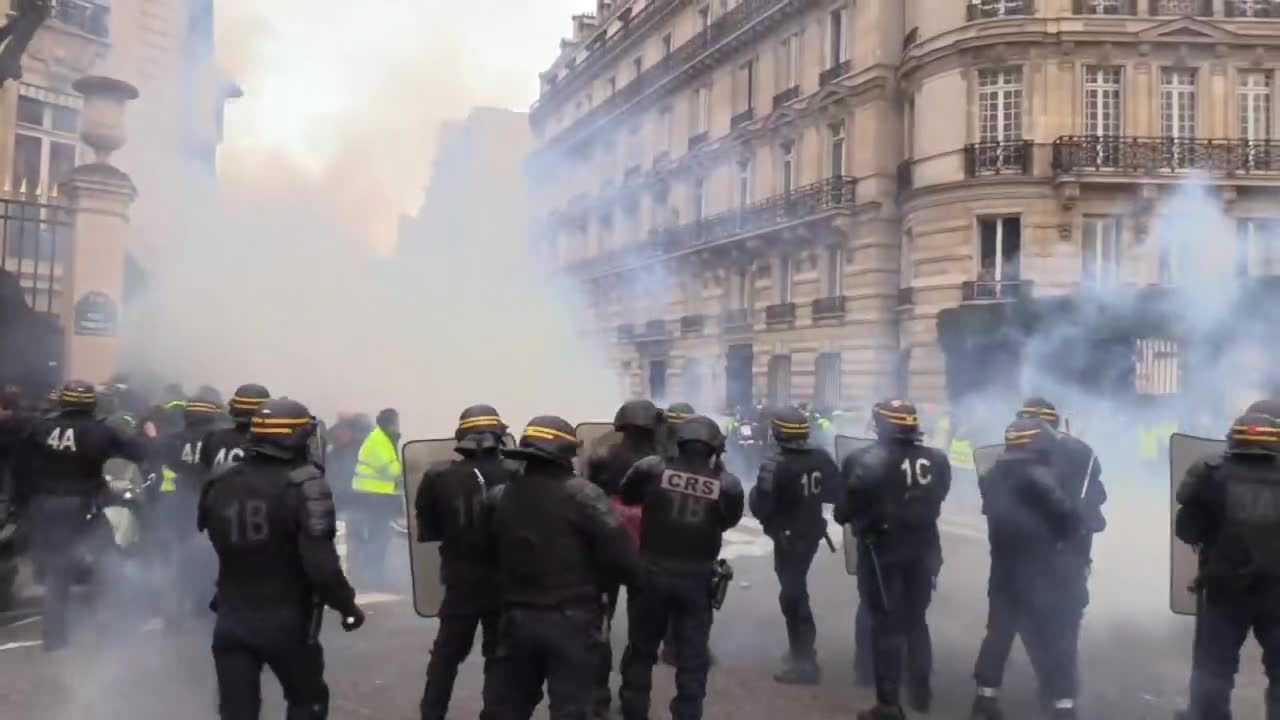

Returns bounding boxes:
[349,408,403,589]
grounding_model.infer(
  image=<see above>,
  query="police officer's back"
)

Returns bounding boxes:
[487,416,641,718]
[415,405,518,720]
[1175,412,1280,720]
[20,381,147,650]
[749,407,839,684]
[837,400,951,720]
[661,402,697,461]
[198,398,364,719]
[617,415,744,720]
[199,384,270,472]
[1017,398,1106,561]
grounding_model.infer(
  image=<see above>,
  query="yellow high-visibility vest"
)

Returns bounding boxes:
[1138,420,1179,462]
[352,427,402,495]
[159,466,178,492]
[949,438,975,471]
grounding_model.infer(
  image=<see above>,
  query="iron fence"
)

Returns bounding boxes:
[1052,135,1280,174]
[0,193,72,314]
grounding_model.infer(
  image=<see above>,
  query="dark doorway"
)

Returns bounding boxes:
[649,359,668,405]
[815,352,842,411]
[725,344,753,413]
[767,354,792,408]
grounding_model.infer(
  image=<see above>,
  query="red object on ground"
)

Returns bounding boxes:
[610,495,643,546]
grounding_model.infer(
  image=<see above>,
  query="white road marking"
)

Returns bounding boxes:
[0,640,41,652]
[355,592,402,605]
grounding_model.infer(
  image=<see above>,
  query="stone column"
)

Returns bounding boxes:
[58,76,139,383]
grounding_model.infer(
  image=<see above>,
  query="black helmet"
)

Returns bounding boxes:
[872,399,922,442]
[247,398,319,460]
[665,402,696,424]
[1245,399,1280,425]
[1004,416,1055,456]
[676,415,725,453]
[184,396,221,425]
[228,384,271,422]
[1017,396,1061,429]
[455,404,508,441]
[1228,412,1280,455]
[59,380,97,411]
[613,400,662,431]
[770,407,810,447]
[502,415,580,467]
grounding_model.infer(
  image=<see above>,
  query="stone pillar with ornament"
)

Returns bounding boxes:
[57,76,139,382]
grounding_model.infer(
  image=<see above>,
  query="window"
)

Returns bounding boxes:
[12,134,41,192]
[829,121,846,177]
[12,86,81,192]
[779,255,793,303]
[737,159,752,209]
[1237,219,1280,277]
[693,85,711,134]
[778,32,801,90]
[978,68,1023,143]
[661,33,673,57]
[606,76,617,97]
[827,6,848,66]
[655,106,673,154]
[735,59,756,113]
[16,96,44,126]
[978,216,1022,292]
[632,56,643,79]
[736,267,752,308]
[827,244,844,296]
[1082,216,1122,287]
[780,140,796,194]
[692,177,706,221]
[1239,71,1272,141]
[698,5,711,32]
[1084,66,1122,166]
[1161,68,1197,139]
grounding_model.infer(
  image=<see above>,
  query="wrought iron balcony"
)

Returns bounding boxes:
[961,279,1034,302]
[617,323,635,342]
[721,308,753,334]
[1073,0,1137,13]
[1052,136,1280,175]
[1149,0,1212,16]
[680,313,706,335]
[967,0,1036,21]
[634,319,669,341]
[688,131,709,151]
[731,107,755,129]
[812,295,847,319]
[53,0,110,39]
[819,60,851,87]
[765,302,796,324]
[897,287,914,307]
[1225,0,1279,17]
[773,86,799,110]
[965,140,1034,177]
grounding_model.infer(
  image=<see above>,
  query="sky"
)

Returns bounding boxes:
[212,0,588,251]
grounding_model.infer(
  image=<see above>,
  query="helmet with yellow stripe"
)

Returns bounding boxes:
[455,404,507,441]
[1004,416,1055,456]
[247,398,318,460]
[872,399,923,442]
[770,406,810,448]
[1017,396,1061,430]
[58,380,97,412]
[1228,412,1280,455]
[502,416,581,468]
[184,395,222,426]
[228,384,271,424]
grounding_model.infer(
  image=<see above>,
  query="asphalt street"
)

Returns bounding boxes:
[0,488,1268,719]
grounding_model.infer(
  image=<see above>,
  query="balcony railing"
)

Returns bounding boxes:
[765,302,796,324]
[680,313,706,335]
[540,0,803,148]
[819,59,851,86]
[617,323,635,342]
[1225,0,1280,17]
[962,279,1034,302]
[897,287,915,307]
[1149,0,1213,15]
[688,131,709,151]
[731,107,755,129]
[721,308,753,333]
[53,0,110,39]
[1072,0,1137,13]
[812,295,847,319]
[967,0,1036,21]
[965,140,1034,177]
[1052,136,1280,174]
[773,85,800,110]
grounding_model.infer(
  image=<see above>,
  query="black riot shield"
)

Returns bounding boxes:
[973,443,1004,478]
[400,438,461,618]
[574,422,621,476]
[1170,433,1226,617]
[835,435,874,576]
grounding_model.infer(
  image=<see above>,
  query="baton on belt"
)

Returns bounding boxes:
[863,537,890,610]
[822,529,837,554]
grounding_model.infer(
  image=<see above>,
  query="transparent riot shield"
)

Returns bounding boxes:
[400,438,461,618]
[574,422,621,476]
[835,435,874,576]
[1170,433,1226,617]
[309,419,328,469]
[973,444,1004,478]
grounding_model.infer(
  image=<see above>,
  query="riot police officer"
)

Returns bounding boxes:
[971,417,1083,720]
[488,416,642,719]
[200,384,271,472]
[414,405,518,720]
[1174,412,1280,720]
[585,398,664,717]
[750,406,839,684]
[17,381,147,650]
[661,402,697,461]
[1017,397,1107,560]
[616,415,743,720]
[837,400,951,719]
[198,398,365,719]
